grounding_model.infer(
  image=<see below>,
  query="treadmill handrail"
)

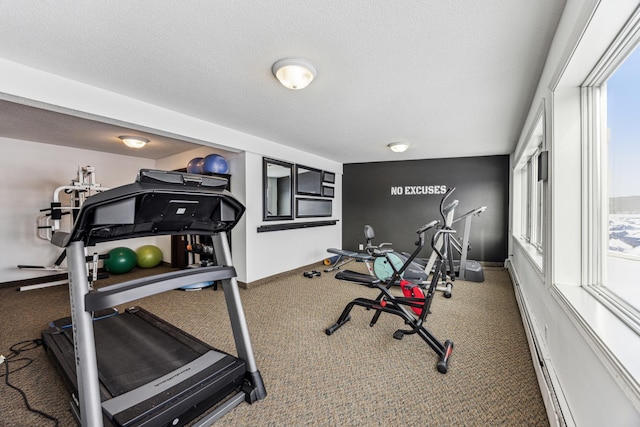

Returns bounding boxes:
[85,265,237,311]
[452,206,487,224]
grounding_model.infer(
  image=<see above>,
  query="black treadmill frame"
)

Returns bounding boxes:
[43,169,266,426]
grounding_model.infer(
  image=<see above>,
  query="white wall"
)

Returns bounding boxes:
[0,59,343,285]
[510,0,640,425]
[0,137,155,282]
[155,144,343,284]
[0,136,342,286]
[240,151,343,283]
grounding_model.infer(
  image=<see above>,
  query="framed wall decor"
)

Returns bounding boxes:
[322,171,335,184]
[263,158,294,221]
[296,198,332,218]
[295,165,323,196]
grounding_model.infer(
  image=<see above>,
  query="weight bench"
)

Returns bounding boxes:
[324,248,373,272]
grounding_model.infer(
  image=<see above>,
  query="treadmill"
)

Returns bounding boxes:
[41,169,266,427]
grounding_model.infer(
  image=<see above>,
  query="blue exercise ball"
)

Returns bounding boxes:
[202,154,229,174]
[186,157,204,174]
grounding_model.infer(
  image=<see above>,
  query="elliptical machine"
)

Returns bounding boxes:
[364,222,454,298]
[408,187,487,283]
[364,187,459,298]
[325,220,454,374]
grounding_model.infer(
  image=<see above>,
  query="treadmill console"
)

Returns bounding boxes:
[55,169,245,247]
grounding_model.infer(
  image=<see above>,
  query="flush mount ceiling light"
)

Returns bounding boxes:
[272,58,317,90]
[388,142,410,153]
[119,135,149,148]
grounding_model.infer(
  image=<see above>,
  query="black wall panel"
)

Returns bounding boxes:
[342,156,509,262]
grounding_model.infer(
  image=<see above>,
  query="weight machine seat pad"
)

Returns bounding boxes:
[326,248,373,261]
[327,248,358,257]
[335,270,380,287]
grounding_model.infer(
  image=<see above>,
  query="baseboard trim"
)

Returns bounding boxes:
[0,272,68,290]
[239,261,324,290]
[506,259,574,427]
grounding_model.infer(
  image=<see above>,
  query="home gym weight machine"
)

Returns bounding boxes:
[325,220,454,374]
[18,166,110,291]
[36,165,110,241]
[41,169,266,426]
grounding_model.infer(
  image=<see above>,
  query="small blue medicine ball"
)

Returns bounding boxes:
[202,154,229,174]
[187,157,204,174]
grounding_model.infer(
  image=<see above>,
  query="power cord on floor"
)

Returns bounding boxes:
[2,339,59,426]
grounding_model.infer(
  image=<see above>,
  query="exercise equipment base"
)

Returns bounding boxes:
[42,306,250,427]
[328,265,453,372]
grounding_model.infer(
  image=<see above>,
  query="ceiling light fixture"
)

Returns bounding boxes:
[119,135,149,148]
[388,142,410,153]
[272,58,317,90]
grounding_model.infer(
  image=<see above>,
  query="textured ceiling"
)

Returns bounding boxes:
[0,1,566,162]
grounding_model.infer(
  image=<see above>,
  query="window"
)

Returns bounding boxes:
[606,45,640,261]
[583,22,640,320]
[520,145,545,249]
[534,3,640,415]
[605,44,640,313]
[514,104,545,268]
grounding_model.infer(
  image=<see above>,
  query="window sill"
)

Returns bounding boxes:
[552,283,640,403]
[514,236,544,273]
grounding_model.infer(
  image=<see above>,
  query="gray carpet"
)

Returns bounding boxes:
[0,263,548,426]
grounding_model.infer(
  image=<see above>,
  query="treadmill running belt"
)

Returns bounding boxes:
[56,309,218,397]
[44,306,248,426]
[95,312,202,396]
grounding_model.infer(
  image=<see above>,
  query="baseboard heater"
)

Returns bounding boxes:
[505,259,573,427]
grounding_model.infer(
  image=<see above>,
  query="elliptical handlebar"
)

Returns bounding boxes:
[382,220,440,280]
[416,219,439,235]
[431,228,456,260]
[442,199,459,215]
[452,205,487,224]
[440,187,456,218]
[370,247,394,257]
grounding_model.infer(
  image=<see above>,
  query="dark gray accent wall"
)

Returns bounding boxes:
[342,156,509,262]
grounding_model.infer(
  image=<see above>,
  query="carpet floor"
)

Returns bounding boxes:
[0,263,548,426]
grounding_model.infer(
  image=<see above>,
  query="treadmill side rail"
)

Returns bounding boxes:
[67,240,104,427]
[213,232,267,402]
[85,265,237,311]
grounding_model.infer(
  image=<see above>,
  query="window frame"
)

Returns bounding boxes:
[513,101,546,270]
[580,8,640,334]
